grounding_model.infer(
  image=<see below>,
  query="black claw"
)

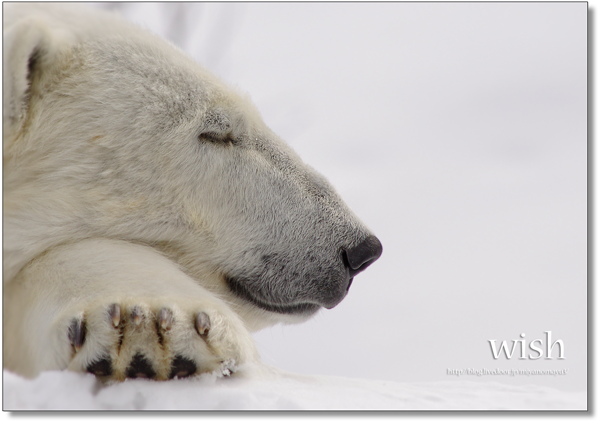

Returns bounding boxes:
[126,352,156,379]
[108,303,121,328]
[131,306,144,326]
[169,355,197,379]
[195,312,211,336]
[68,317,86,352]
[87,357,113,377]
[159,308,173,331]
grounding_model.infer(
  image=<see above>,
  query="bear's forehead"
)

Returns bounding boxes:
[73,36,260,132]
[87,38,212,100]
[65,35,312,176]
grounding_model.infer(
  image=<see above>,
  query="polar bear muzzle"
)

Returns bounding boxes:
[225,234,382,315]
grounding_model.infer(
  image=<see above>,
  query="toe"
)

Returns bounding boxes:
[108,303,121,328]
[131,306,144,326]
[159,308,174,331]
[195,312,211,336]
[68,316,86,352]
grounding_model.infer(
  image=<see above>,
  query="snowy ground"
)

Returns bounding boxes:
[3,366,586,411]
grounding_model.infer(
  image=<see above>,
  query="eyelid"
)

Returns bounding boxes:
[199,132,223,142]
[199,131,237,145]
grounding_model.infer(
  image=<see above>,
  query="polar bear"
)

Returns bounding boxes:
[3,3,382,382]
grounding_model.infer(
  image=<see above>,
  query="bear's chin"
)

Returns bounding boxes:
[224,275,324,316]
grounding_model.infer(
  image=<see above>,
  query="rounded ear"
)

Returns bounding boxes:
[3,16,53,144]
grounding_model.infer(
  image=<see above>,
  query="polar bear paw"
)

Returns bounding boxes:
[64,299,253,382]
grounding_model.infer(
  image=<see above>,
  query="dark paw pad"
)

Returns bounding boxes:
[87,357,113,377]
[126,352,156,379]
[169,355,197,379]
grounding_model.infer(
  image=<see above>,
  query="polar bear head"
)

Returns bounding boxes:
[3,4,382,330]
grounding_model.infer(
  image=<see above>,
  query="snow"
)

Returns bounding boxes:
[3,366,586,411]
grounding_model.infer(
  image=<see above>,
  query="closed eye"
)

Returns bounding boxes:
[199,132,237,146]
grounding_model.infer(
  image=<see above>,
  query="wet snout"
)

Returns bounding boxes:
[343,235,383,278]
[322,235,383,310]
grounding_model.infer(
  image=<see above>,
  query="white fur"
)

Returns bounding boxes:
[3,3,378,381]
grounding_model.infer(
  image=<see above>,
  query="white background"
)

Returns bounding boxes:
[91,2,587,393]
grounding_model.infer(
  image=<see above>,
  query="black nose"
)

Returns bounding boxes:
[343,235,383,277]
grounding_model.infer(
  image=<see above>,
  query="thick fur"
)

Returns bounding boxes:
[3,4,380,381]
